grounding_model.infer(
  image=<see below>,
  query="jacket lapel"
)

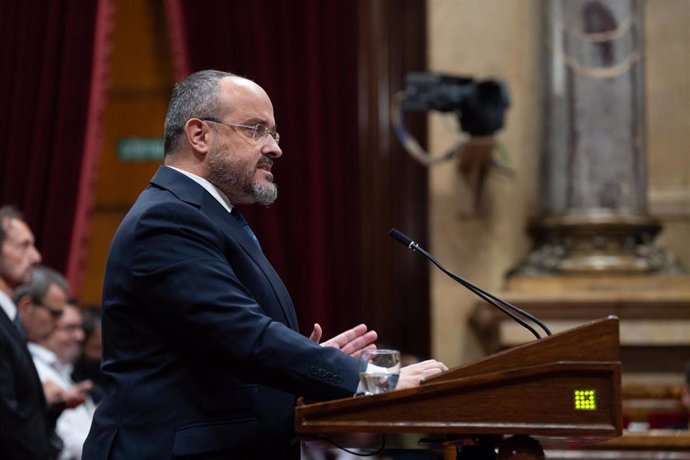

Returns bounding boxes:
[0,308,48,407]
[150,166,299,330]
[202,194,299,330]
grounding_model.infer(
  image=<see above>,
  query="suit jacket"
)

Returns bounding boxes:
[83,167,360,460]
[0,306,53,460]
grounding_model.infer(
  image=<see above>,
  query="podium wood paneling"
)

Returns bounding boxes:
[296,317,623,448]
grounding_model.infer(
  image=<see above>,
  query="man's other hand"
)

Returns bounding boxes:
[396,359,448,390]
[309,323,377,360]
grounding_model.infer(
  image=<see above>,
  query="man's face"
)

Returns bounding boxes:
[205,77,283,205]
[0,218,42,289]
[20,282,68,343]
[84,319,102,361]
[43,304,84,364]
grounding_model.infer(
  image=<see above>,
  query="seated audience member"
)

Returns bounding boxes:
[30,302,95,460]
[14,267,73,405]
[14,265,68,344]
[71,306,104,403]
[13,264,72,457]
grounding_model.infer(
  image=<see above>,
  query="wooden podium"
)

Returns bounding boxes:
[296,316,623,458]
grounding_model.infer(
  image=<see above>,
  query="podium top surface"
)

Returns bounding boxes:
[428,315,620,384]
[295,317,622,446]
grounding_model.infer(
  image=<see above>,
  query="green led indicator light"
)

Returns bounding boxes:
[574,389,596,410]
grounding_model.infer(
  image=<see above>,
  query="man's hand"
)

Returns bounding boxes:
[43,379,93,409]
[396,359,448,390]
[43,380,65,406]
[309,323,377,360]
[63,380,94,409]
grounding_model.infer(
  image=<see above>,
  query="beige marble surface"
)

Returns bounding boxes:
[427,0,690,367]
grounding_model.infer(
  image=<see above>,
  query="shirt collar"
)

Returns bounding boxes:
[167,166,233,214]
[28,342,59,367]
[0,291,16,320]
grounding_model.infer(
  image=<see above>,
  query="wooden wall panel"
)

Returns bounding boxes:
[80,0,174,304]
[357,0,430,358]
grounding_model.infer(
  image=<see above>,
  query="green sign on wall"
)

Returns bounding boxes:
[117,138,164,161]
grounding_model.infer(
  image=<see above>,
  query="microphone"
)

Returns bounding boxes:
[389,228,551,339]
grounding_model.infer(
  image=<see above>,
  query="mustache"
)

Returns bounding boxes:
[257,156,273,167]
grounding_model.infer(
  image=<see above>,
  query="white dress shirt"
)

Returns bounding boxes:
[29,343,96,460]
[167,165,233,213]
[0,290,17,320]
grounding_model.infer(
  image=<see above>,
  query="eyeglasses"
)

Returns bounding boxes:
[58,324,83,333]
[35,302,64,319]
[201,118,280,144]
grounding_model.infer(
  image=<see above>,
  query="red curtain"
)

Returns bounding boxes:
[0,0,112,292]
[166,0,361,335]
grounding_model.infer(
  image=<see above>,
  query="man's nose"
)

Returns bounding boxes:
[262,137,282,158]
[31,246,42,264]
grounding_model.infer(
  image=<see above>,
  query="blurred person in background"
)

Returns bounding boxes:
[72,306,104,403]
[0,206,42,298]
[14,265,69,344]
[14,266,78,457]
[30,302,95,460]
[0,206,56,460]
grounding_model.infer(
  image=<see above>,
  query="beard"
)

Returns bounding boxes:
[250,181,278,205]
[0,258,31,289]
[207,144,278,205]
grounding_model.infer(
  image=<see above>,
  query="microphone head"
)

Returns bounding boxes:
[389,228,416,249]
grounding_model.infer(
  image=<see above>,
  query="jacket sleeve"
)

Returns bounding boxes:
[0,331,52,460]
[121,201,359,400]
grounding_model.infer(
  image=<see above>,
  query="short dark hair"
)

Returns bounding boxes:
[0,205,23,246]
[685,361,690,385]
[81,306,102,341]
[163,69,238,155]
[12,265,69,305]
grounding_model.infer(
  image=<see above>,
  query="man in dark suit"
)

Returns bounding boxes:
[83,70,446,460]
[0,206,54,460]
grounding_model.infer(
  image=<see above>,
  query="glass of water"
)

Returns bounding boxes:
[359,349,401,395]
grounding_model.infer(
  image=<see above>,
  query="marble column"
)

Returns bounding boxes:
[518,0,682,274]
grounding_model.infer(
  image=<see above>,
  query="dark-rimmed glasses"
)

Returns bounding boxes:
[35,302,64,319]
[201,118,280,144]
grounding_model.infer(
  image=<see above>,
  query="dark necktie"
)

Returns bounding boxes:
[13,314,27,340]
[231,208,262,249]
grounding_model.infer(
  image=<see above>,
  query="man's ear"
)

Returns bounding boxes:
[183,118,210,157]
[16,295,32,316]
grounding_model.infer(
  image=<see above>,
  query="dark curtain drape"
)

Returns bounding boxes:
[169,0,361,335]
[0,0,110,288]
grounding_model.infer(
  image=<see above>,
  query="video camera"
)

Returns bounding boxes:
[401,72,510,137]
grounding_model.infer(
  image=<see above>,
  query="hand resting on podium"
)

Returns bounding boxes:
[309,322,447,391]
[396,359,448,390]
